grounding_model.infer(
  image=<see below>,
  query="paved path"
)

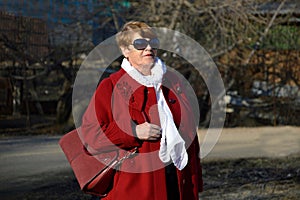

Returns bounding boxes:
[199,126,300,160]
[0,135,68,197]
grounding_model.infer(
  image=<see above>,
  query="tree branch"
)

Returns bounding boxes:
[244,0,287,65]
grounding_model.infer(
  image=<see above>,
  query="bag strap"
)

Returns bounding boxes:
[116,147,138,169]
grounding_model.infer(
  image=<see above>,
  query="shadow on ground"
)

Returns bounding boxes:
[1,155,299,200]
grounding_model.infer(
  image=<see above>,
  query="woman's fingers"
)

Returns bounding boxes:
[135,122,161,140]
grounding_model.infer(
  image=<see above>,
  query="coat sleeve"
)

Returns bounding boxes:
[80,77,141,153]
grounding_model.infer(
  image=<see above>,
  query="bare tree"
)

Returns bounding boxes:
[0,1,130,130]
[1,0,298,128]
[126,0,300,126]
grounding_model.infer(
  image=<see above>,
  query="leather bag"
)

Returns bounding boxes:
[59,128,137,197]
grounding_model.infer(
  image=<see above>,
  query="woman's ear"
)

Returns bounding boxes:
[120,46,130,58]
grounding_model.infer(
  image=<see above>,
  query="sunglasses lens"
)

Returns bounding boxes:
[133,38,160,50]
[133,39,148,50]
[149,38,160,49]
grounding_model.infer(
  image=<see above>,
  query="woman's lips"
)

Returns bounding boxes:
[144,54,154,57]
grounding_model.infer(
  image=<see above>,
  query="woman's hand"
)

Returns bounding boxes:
[135,122,162,141]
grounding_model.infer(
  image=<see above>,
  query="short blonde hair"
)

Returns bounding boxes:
[116,21,157,48]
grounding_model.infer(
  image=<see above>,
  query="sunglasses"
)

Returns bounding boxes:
[132,38,160,50]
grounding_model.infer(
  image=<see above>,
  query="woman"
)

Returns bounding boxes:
[81,21,203,200]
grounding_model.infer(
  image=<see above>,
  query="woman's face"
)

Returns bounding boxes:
[121,33,158,75]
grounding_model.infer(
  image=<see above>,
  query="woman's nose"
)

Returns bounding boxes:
[144,44,152,50]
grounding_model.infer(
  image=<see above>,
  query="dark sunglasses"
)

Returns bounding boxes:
[132,38,160,50]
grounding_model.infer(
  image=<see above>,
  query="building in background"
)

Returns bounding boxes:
[0,0,131,46]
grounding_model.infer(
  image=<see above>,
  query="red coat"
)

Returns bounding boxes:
[81,68,203,200]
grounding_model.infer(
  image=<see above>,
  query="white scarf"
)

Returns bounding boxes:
[121,58,188,170]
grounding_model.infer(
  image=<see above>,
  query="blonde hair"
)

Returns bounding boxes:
[116,21,157,48]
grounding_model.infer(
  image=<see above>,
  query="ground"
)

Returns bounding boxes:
[0,126,299,200]
[5,155,299,200]
[200,155,300,199]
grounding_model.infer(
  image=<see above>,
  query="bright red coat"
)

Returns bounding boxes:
[81,68,203,200]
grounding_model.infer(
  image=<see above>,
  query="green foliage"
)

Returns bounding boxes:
[262,25,300,50]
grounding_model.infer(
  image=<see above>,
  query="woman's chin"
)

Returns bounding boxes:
[144,57,155,65]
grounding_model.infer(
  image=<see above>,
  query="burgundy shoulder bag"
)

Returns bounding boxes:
[59,128,137,197]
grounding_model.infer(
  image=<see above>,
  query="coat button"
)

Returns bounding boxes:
[168,99,176,104]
